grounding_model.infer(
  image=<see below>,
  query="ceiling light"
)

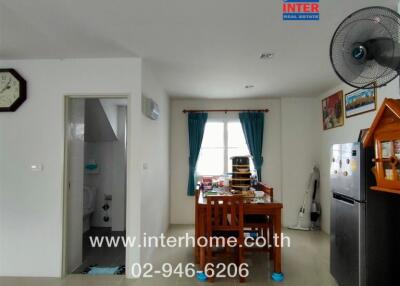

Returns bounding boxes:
[245,85,254,89]
[260,52,274,60]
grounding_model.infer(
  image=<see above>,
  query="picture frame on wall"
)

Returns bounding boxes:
[322,90,344,130]
[345,83,377,118]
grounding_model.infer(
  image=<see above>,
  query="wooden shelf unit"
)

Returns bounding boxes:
[363,98,400,194]
[231,156,251,191]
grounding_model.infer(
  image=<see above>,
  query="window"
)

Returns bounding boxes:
[196,120,253,176]
[227,122,253,171]
[196,122,224,176]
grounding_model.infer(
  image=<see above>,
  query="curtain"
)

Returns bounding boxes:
[187,112,208,196]
[239,112,264,181]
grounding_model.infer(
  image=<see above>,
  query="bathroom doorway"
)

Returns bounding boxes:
[63,96,128,275]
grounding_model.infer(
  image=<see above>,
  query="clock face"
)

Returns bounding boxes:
[0,69,26,112]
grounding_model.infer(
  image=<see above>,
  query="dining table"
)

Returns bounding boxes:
[194,190,284,281]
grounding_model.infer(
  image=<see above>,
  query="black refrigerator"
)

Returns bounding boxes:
[330,142,400,286]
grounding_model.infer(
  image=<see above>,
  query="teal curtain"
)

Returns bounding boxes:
[239,112,264,181]
[187,112,208,196]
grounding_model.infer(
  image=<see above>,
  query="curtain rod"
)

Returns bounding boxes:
[182,109,269,114]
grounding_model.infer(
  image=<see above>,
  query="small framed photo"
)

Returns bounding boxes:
[322,90,344,130]
[345,83,377,118]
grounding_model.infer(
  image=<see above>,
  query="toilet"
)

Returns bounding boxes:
[83,185,97,232]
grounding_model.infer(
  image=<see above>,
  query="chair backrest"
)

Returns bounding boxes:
[258,182,273,202]
[206,196,244,234]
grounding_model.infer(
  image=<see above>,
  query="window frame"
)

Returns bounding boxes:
[196,114,252,177]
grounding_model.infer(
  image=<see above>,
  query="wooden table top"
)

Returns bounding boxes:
[197,190,283,209]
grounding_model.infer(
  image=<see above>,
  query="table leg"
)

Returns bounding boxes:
[271,209,284,282]
[195,209,208,281]
[195,203,199,263]
[268,222,274,259]
[199,210,206,269]
[273,210,281,273]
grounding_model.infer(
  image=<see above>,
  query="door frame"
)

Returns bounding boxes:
[61,94,130,277]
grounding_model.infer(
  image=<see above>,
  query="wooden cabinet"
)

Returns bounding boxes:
[231,156,251,190]
[363,98,400,194]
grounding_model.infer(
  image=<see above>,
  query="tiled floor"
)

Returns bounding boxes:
[0,225,338,286]
[73,227,126,274]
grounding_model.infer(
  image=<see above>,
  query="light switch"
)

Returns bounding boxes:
[31,164,43,171]
[143,163,148,170]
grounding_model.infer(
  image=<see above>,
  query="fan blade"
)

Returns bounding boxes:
[366,38,400,72]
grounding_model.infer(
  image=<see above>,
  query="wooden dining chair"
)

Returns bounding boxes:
[244,183,274,256]
[206,195,245,283]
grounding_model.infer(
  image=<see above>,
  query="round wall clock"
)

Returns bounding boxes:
[0,69,27,112]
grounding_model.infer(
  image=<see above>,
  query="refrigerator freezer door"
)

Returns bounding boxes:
[330,144,342,191]
[330,143,364,201]
[331,194,365,286]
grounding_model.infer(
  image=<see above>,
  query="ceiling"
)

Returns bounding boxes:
[0,0,397,98]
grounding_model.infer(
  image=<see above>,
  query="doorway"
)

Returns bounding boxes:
[63,96,128,275]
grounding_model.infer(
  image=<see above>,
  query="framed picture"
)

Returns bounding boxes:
[345,83,377,118]
[322,90,344,130]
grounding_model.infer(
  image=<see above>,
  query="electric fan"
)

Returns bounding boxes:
[330,6,400,88]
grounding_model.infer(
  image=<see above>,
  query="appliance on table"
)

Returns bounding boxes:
[330,143,400,286]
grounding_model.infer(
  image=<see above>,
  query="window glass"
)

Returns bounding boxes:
[196,122,224,175]
[200,122,224,148]
[228,122,247,147]
[196,120,254,176]
[196,148,224,176]
[227,122,253,172]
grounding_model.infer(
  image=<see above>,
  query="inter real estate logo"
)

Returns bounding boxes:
[282,0,320,21]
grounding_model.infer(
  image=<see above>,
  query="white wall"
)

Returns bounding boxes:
[281,97,320,227]
[85,142,112,228]
[314,80,399,233]
[140,61,170,263]
[84,103,127,231]
[111,106,127,232]
[100,99,118,136]
[169,98,282,224]
[67,98,85,272]
[85,99,117,142]
[0,58,142,277]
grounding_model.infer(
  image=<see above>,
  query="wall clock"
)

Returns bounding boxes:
[0,69,27,112]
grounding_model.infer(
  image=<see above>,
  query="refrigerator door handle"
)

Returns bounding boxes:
[333,193,355,205]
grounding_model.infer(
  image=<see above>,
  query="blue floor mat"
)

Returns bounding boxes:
[84,265,125,275]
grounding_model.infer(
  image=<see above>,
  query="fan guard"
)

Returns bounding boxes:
[330,6,400,88]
